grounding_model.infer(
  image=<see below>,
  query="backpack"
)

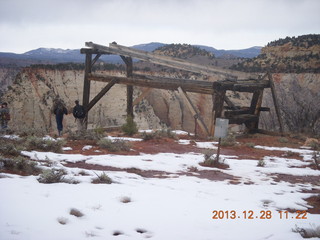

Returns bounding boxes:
[4,112,10,121]
[73,105,85,119]
[1,109,10,121]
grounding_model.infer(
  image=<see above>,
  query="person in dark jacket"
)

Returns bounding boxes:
[53,100,68,136]
[73,100,86,131]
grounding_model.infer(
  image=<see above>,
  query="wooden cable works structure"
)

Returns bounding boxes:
[80,42,284,136]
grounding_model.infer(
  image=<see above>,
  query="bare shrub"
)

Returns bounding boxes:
[25,136,65,153]
[257,160,266,167]
[220,135,236,147]
[0,156,40,175]
[37,169,66,183]
[245,142,255,148]
[278,137,289,143]
[141,128,178,141]
[293,225,320,238]
[15,127,46,137]
[97,139,131,152]
[67,129,103,141]
[121,116,138,136]
[201,150,229,169]
[92,171,112,184]
[0,140,21,156]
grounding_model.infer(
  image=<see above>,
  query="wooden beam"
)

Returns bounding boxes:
[82,53,92,129]
[121,56,134,119]
[212,89,226,119]
[177,87,209,136]
[91,53,102,67]
[133,88,152,106]
[213,80,270,92]
[85,42,256,79]
[87,79,118,112]
[228,114,259,124]
[88,73,215,94]
[268,73,284,134]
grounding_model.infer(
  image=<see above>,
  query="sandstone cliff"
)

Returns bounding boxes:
[231,34,320,73]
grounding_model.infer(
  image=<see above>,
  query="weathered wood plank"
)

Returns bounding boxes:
[82,53,92,129]
[213,80,270,92]
[85,42,256,79]
[88,73,215,94]
[268,73,284,134]
[122,56,134,119]
[228,114,259,124]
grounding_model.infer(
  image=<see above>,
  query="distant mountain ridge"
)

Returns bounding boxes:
[0,42,261,66]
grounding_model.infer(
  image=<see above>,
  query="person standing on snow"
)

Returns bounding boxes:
[72,100,86,131]
[53,99,68,136]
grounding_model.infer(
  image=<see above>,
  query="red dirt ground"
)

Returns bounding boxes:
[61,133,320,212]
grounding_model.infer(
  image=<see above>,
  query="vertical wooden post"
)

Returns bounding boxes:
[247,89,264,131]
[211,89,226,136]
[82,53,92,129]
[268,73,284,134]
[121,56,134,119]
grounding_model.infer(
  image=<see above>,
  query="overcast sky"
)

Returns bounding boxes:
[0,0,319,53]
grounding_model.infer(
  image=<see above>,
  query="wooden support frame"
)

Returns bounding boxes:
[85,42,253,78]
[80,42,282,137]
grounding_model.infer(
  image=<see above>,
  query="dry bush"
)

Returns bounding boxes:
[293,225,320,238]
[37,169,66,183]
[220,135,236,147]
[15,127,46,137]
[141,129,178,141]
[92,171,112,184]
[0,139,21,156]
[67,129,103,141]
[201,150,229,169]
[0,156,40,175]
[97,139,131,152]
[24,136,65,153]
[121,116,138,136]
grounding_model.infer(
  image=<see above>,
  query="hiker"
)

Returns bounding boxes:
[73,100,86,131]
[0,102,10,131]
[53,99,68,136]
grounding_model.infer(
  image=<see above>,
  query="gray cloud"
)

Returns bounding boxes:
[0,0,319,53]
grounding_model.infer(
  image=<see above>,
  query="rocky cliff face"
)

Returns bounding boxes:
[2,66,319,135]
[2,67,162,134]
[231,34,320,73]
[0,67,20,98]
[1,65,252,135]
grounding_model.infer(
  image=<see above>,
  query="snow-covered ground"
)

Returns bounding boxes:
[1,136,320,240]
